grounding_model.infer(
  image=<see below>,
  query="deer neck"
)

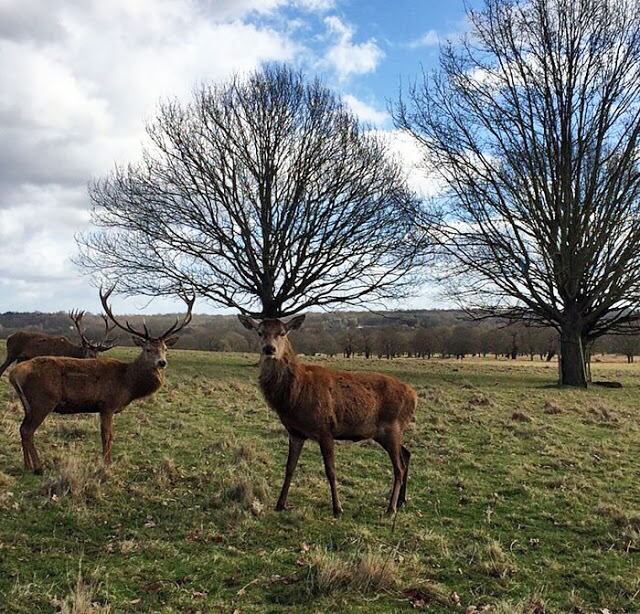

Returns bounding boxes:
[70,345,86,358]
[125,356,165,402]
[258,340,300,407]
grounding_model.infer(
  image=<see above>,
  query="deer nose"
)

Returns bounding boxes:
[157,359,167,369]
[263,345,276,356]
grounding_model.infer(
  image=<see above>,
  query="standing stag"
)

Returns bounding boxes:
[238,315,417,517]
[0,311,117,377]
[9,288,194,474]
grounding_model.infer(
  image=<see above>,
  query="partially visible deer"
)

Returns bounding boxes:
[0,311,117,377]
[238,315,417,517]
[9,288,194,474]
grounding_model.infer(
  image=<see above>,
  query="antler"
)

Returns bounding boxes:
[158,293,195,339]
[99,286,195,340]
[100,286,151,340]
[94,314,119,350]
[69,310,91,346]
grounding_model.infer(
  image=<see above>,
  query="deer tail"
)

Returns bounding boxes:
[10,373,33,417]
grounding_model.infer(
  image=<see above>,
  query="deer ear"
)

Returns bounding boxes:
[164,336,179,347]
[285,315,305,332]
[237,315,259,330]
[132,336,146,347]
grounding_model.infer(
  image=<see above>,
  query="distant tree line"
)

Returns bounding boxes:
[2,309,639,362]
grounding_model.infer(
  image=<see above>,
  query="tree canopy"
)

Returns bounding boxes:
[394,0,640,386]
[77,64,421,317]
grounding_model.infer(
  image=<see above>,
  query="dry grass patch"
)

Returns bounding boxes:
[596,504,640,552]
[55,419,92,441]
[40,455,106,503]
[233,441,270,465]
[403,582,455,608]
[585,402,619,426]
[468,392,493,407]
[543,400,563,414]
[208,462,270,518]
[51,571,111,614]
[153,457,183,487]
[417,385,447,405]
[512,410,533,423]
[402,528,451,557]
[471,538,517,579]
[304,546,397,596]
[0,401,21,440]
[467,595,546,613]
[0,470,15,488]
[265,422,288,438]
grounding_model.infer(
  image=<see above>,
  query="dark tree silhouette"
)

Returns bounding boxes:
[77,65,421,318]
[394,0,640,386]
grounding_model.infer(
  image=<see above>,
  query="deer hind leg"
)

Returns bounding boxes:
[19,411,48,475]
[100,412,115,465]
[376,427,407,516]
[13,379,48,474]
[275,433,306,511]
[319,436,343,518]
[398,445,411,508]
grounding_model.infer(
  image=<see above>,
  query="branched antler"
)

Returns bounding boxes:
[99,286,195,340]
[69,310,91,347]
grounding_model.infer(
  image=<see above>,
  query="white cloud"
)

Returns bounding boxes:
[408,29,440,48]
[0,187,90,284]
[0,0,303,312]
[343,94,388,127]
[0,0,443,314]
[373,129,445,198]
[295,0,335,10]
[323,16,384,80]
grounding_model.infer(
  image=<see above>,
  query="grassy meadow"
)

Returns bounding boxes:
[0,342,639,613]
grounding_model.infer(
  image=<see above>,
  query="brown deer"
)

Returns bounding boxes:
[9,288,194,474]
[238,315,417,517]
[0,311,117,377]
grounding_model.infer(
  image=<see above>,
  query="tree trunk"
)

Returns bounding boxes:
[559,325,588,387]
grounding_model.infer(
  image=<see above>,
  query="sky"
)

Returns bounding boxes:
[0,0,478,315]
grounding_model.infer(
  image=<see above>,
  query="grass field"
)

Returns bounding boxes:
[0,343,639,613]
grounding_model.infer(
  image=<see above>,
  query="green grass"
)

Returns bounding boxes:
[1,344,639,613]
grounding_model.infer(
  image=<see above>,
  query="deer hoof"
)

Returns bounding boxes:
[275,503,287,512]
[333,507,343,518]
[33,467,44,476]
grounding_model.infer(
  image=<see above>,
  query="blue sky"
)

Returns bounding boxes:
[0,0,478,315]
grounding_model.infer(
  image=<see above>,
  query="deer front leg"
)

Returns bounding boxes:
[319,437,342,518]
[100,412,115,465]
[375,427,407,516]
[398,446,411,508]
[276,433,305,511]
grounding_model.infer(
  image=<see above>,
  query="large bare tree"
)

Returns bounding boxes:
[394,0,640,386]
[77,65,420,318]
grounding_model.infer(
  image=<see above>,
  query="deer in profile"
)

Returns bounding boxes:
[238,314,417,517]
[9,288,194,474]
[0,311,117,377]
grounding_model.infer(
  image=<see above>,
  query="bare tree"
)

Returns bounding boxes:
[607,327,640,363]
[447,325,478,359]
[394,0,640,386]
[77,64,420,318]
[360,329,374,359]
[412,326,437,358]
